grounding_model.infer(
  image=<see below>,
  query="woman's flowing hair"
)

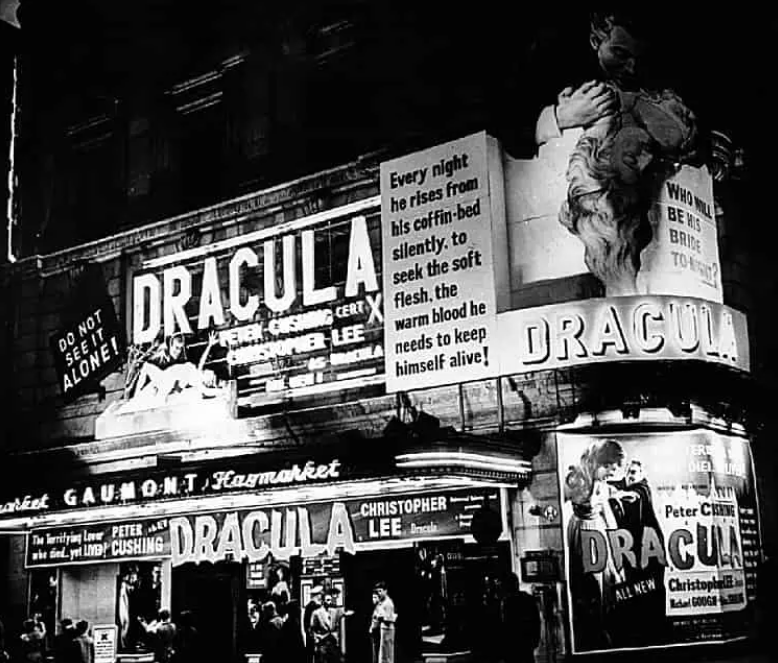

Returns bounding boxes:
[559,132,651,295]
[565,438,625,504]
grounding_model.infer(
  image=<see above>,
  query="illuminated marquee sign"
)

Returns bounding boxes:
[497,295,749,375]
[0,458,344,518]
[24,488,500,568]
[170,487,501,566]
[169,503,355,566]
[26,518,170,567]
[131,201,384,407]
[1,494,49,515]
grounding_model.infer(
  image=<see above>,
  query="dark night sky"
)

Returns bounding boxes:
[3,4,770,150]
[0,3,775,234]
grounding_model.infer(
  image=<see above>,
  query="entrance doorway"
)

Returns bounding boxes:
[342,547,420,663]
[172,561,241,663]
[343,541,512,662]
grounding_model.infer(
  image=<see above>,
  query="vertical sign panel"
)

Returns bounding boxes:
[381,132,501,391]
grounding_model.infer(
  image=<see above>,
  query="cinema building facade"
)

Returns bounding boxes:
[0,129,768,663]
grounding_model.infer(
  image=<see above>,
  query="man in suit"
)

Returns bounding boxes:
[608,459,668,646]
[303,586,324,663]
[499,573,540,663]
[311,590,352,663]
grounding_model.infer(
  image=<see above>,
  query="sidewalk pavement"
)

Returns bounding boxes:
[527,645,776,663]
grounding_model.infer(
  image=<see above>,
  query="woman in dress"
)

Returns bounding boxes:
[564,438,625,650]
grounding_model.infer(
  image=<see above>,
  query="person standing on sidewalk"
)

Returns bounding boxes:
[72,621,94,663]
[0,615,8,663]
[499,573,540,663]
[371,582,397,663]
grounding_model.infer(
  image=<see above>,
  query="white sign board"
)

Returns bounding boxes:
[380,132,504,391]
[638,166,722,302]
[93,624,118,663]
[496,295,749,375]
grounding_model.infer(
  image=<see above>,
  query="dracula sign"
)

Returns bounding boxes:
[25,488,501,568]
[497,295,750,375]
[131,204,384,407]
[152,487,502,566]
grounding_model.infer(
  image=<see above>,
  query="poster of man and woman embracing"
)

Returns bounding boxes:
[558,429,760,654]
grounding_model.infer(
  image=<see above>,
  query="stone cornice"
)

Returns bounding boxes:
[1,156,381,281]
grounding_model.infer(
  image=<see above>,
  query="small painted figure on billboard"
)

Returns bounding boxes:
[370,582,397,663]
[125,330,221,404]
[607,459,668,646]
[563,438,625,649]
[118,563,163,653]
[416,548,448,637]
[269,564,291,607]
[117,566,139,649]
[536,11,701,296]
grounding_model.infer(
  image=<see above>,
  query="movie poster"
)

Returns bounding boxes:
[501,8,722,307]
[557,430,760,653]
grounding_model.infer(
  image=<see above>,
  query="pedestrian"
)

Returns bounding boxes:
[139,609,176,663]
[54,619,76,663]
[259,601,284,663]
[370,582,397,663]
[311,590,352,663]
[304,586,324,663]
[0,615,8,663]
[473,575,503,662]
[243,602,262,656]
[19,619,45,663]
[499,573,540,663]
[280,600,306,663]
[72,621,94,663]
[756,554,775,655]
[30,614,47,652]
[369,591,380,663]
[172,610,200,663]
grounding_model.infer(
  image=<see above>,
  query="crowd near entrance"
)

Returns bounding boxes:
[156,540,518,663]
[5,486,542,663]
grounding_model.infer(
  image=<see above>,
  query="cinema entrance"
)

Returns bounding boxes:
[20,459,521,663]
[342,540,513,663]
[162,484,513,663]
[172,561,243,663]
